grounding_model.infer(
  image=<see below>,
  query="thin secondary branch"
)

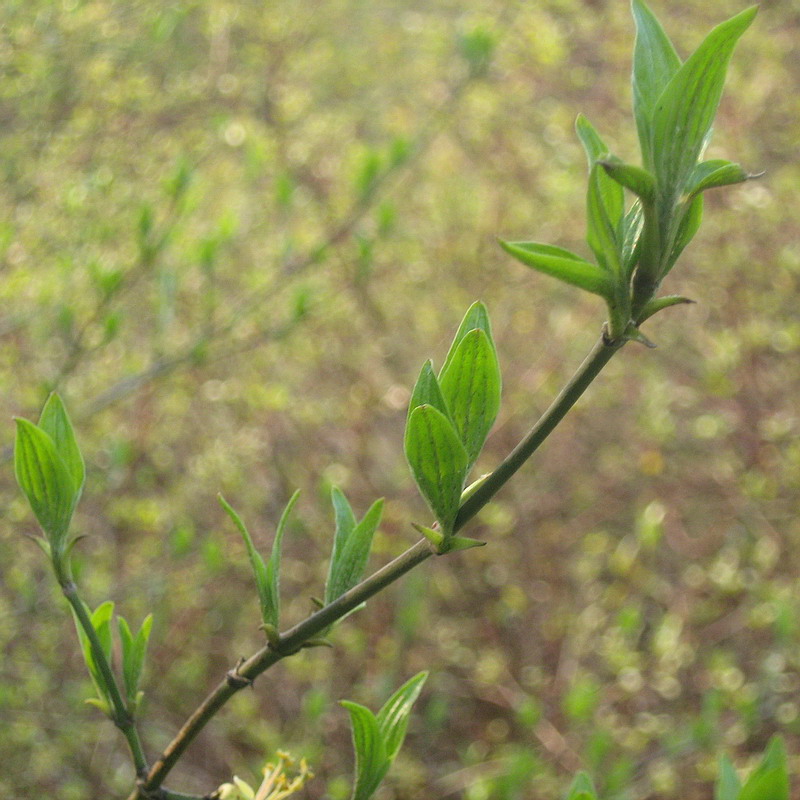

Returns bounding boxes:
[455,332,625,528]
[133,540,432,797]
[63,582,149,777]
[133,331,626,798]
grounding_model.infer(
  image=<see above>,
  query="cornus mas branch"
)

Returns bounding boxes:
[132,331,624,798]
[13,4,759,798]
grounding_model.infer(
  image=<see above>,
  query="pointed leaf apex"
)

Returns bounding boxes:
[411,522,446,552]
[442,535,486,552]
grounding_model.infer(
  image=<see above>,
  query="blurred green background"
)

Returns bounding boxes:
[1,0,798,798]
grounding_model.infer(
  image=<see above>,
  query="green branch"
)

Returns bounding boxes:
[63,582,149,777]
[132,330,626,798]
[455,332,625,528]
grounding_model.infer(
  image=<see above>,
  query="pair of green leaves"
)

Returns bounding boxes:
[222,487,383,636]
[324,488,384,607]
[502,1,757,338]
[716,736,789,800]
[404,302,501,544]
[15,393,85,578]
[72,601,153,718]
[219,490,300,635]
[341,671,428,800]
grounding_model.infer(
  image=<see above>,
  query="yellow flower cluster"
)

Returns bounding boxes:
[216,751,313,800]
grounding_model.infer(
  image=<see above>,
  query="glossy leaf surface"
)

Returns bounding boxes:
[500,240,613,298]
[341,701,388,800]
[438,328,501,468]
[38,393,85,500]
[405,404,468,535]
[376,671,428,760]
[651,6,757,198]
[14,418,77,547]
[631,0,681,169]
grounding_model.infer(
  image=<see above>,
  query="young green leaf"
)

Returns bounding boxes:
[637,294,694,324]
[408,360,451,423]
[438,328,501,468]
[376,671,428,760]
[499,240,613,299]
[575,116,624,276]
[440,301,493,377]
[219,495,272,626]
[405,404,469,536]
[651,6,757,199]
[621,201,644,277]
[325,498,384,604]
[600,160,656,204]
[631,0,681,170]
[118,614,153,710]
[586,163,624,275]
[73,600,116,716]
[265,489,301,628]
[341,701,389,800]
[575,114,610,164]
[665,194,704,273]
[739,736,789,800]
[685,159,749,198]
[330,486,357,562]
[342,673,428,800]
[14,418,78,549]
[38,393,85,500]
[564,771,598,800]
[715,754,742,800]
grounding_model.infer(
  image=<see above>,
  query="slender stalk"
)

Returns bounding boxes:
[455,332,625,528]
[63,581,149,777]
[133,331,626,798]
[134,540,432,797]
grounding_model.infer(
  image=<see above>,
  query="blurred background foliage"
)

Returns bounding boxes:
[1,0,798,798]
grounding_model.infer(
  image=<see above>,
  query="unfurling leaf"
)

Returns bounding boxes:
[621,201,645,277]
[14,394,85,581]
[341,702,387,800]
[118,614,153,711]
[72,600,116,717]
[739,736,789,800]
[637,294,694,324]
[407,360,451,423]
[631,0,681,170]
[650,5,757,199]
[600,159,656,204]
[219,495,271,625]
[666,194,704,272]
[15,418,78,550]
[219,491,299,630]
[323,488,383,625]
[266,490,301,627]
[500,240,613,298]
[38,393,85,500]
[684,159,750,198]
[439,328,501,468]
[715,754,742,800]
[342,672,427,800]
[405,404,469,536]
[440,300,493,376]
[406,303,501,520]
[575,116,625,276]
[325,495,383,604]
[376,672,428,760]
